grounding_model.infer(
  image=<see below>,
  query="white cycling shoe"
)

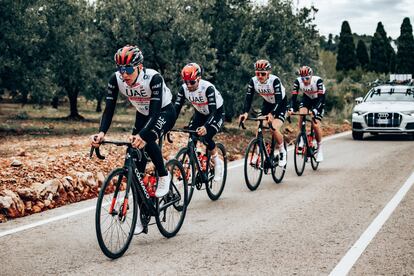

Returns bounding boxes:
[156,172,171,198]
[214,157,224,182]
[316,147,324,162]
[134,208,144,235]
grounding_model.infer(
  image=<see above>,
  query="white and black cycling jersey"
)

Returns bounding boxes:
[292,76,325,100]
[175,79,224,116]
[243,74,286,114]
[113,68,172,116]
[251,74,286,104]
[99,68,173,135]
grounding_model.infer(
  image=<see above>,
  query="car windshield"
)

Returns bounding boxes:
[365,88,414,102]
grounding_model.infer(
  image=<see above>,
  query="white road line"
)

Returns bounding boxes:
[0,131,351,238]
[330,171,414,276]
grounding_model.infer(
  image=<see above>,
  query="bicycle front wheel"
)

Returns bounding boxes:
[175,147,195,204]
[294,135,307,176]
[206,143,227,200]
[271,140,287,183]
[95,168,138,259]
[244,138,264,191]
[156,159,188,238]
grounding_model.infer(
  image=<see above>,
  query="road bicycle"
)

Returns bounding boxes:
[240,117,287,191]
[172,128,227,204]
[288,113,319,176]
[90,140,188,259]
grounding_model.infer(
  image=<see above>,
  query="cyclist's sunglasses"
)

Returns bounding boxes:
[301,76,311,81]
[255,71,267,77]
[117,66,135,75]
[183,80,197,85]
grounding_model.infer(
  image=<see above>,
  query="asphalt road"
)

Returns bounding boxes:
[1,132,413,275]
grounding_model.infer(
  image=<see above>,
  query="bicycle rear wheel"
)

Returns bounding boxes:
[156,159,188,238]
[271,140,287,183]
[175,147,195,204]
[95,168,138,259]
[244,138,264,191]
[206,143,227,200]
[294,135,307,176]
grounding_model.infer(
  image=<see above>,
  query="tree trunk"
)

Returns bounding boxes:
[96,95,103,113]
[67,88,84,120]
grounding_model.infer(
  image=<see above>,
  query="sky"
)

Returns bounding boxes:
[295,0,414,39]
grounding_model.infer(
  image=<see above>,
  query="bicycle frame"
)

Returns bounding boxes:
[297,115,316,158]
[241,118,276,170]
[91,143,179,218]
[185,134,213,185]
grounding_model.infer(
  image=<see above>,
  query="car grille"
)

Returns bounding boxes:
[365,112,402,127]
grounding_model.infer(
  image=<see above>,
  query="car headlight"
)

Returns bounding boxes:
[401,111,414,116]
[353,111,366,115]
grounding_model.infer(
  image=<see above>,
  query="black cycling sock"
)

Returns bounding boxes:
[145,141,167,177]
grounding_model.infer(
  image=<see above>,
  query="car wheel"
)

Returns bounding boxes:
[352,131,364,140]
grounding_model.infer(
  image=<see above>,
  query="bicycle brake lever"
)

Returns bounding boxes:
[166,132,174,143]
[239,121,246,129]
[287,116,292,124]
[95,147,106,160]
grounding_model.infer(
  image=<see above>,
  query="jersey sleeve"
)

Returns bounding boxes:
[315,78,326,112]
[204,86,218,128]
[173,86,186,120]
[290,79,300,111]
[271,78,284,114]
[99,73,119,134]
[139,74,163,141]
[243,78,255,113]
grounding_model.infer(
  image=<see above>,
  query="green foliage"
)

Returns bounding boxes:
[369,22,395,73]
[318,50,337,79]
[336,21,357,72]
[356,40,369,69]
[396,18,414,74]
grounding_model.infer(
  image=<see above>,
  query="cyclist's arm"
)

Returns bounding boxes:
[173,86,186,120]
[271,78,284,115]
[290,79,300,111]
[204,86,218,128]
[242,78,255,113]
[139,74,163,141]
[99,73,120,134]
[314,78,326,113]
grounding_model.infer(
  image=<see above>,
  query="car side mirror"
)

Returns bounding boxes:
[355,97,363,104]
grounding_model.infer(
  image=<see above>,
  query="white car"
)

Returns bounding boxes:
[352,83,414,140]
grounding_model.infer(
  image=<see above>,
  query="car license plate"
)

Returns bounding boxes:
[376,118,389,124]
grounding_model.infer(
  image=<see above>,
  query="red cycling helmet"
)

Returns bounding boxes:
[114,45,143,66]
[181,63,202,81]
[255,59,272,71]
[298,66,313,77]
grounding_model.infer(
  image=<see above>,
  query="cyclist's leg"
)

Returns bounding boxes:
[132,112,149,173]
[203,108,224,155]
[298,95,311,129]
[310,99,324,143]
[270,97,287,147]
[143,104,176,177]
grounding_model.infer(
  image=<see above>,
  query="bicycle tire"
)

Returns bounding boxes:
[294,135,307,176]
[95,168,138,259]
[175,147,195,204]
[244,138,264,191]
[206,143,227,200]
[156,159,188,238]
[271,140,287,183]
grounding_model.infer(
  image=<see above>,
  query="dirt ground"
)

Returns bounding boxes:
[0,105,351,222]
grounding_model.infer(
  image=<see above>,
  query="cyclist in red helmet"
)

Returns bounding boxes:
[174,63,225,182]
[289,65,325,162]
[90,45,176,200]
[238,59,288,167]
